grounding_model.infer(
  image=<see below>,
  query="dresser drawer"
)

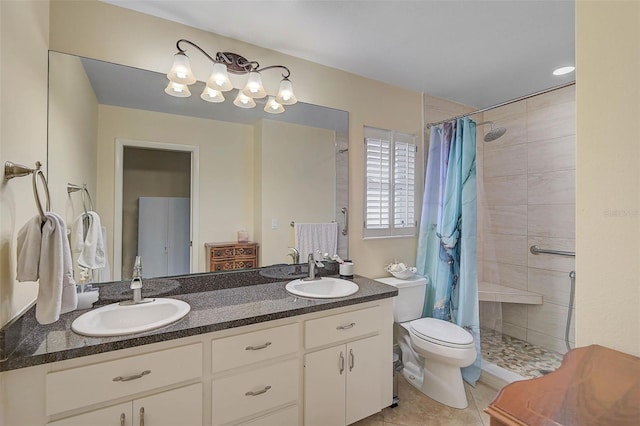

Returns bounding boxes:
[212,323,299,373]
[304,306,380,349]
[211,259,257,271]
[46,343,202,416]
[210,244,257,260]
[211,358,298,426]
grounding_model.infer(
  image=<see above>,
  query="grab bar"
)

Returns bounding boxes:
[4,161,50,223]
[530,245,575,257]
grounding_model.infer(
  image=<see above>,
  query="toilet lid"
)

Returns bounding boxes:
[409,318,474,348]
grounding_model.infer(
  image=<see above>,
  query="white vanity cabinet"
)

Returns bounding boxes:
[211,323,299,426]
[48,383,203,426]
[303,306,385,426]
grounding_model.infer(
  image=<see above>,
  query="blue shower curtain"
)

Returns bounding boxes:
[416,117,480,385]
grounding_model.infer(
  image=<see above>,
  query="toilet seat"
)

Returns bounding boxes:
[409,318,474,349]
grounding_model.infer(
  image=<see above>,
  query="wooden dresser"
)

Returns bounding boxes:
[485,345,640,426]
[205,242,259,272]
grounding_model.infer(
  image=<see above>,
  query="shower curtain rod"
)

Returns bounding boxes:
[424,81,575,129]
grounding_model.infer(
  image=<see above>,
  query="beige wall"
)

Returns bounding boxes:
[480,86,576,354]
[257,120,336,266]
[48,52,98,226]
[96,105,254,274]
[48,0,423,282]
[576,1,640,356]
[0,1,49,327]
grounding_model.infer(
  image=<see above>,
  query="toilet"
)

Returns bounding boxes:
[377,276,476,409]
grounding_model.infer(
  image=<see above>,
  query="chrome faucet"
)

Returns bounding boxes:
[120,256,152,305]
[287,247,300,264]
[303,251,324,281]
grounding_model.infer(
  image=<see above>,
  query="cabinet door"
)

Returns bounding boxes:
[132,383,202,426]
[304,345,346,426]
[48,402,131,426]
[345,336,382,425]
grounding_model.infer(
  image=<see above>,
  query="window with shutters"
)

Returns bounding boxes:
[364,126,417,238]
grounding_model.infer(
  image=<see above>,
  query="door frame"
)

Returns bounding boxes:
[114,138,200,280]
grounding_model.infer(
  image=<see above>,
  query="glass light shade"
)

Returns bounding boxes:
[167,52,196,85]
[207,62,233,91]
[200,86,225,103]
[264,96,285,114]
[241,71,267,98]
[233,92,257,109]
[164,81,192,97]
[276,78,297,105]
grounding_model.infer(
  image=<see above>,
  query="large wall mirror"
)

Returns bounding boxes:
[47,51,349,282]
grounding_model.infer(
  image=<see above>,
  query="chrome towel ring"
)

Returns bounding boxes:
[4,161,51,223]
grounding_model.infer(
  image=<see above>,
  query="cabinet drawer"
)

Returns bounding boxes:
[211,358,298,426]
[239,405,298,426]
[211,259,257,271]
[212,323,299,373]
[210,245,257,260]
[46,343,202,416]
[305,306,380,349]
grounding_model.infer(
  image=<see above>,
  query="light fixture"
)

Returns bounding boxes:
[264,96,285,114]
[165,39,297,111]
[553,65,575,76]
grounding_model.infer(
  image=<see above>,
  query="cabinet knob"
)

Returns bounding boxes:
[245,385,272,396]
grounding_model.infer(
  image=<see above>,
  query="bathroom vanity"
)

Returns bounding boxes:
[0,266,397,426]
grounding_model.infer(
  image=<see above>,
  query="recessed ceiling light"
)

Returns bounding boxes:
[553,66,575,76]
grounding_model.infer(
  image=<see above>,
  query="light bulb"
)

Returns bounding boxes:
[167,52,196,85]
[233,92,256,108]
[276,78,297,105]
[164,81,191,97]
[264,96,284,114]
[241,71,267,98]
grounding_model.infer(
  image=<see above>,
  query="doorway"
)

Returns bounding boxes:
[114,139,200,280]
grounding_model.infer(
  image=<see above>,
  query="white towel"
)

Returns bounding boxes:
[16,216,42,282]
[294,222,338,261]
[17,213,78,324]
[70,211,105,271]
[95,225,111,282]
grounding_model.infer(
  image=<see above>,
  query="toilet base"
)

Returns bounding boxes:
[401,357,469,409]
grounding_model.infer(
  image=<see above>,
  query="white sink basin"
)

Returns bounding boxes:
[72,298,190,337]
[286,277,359,299]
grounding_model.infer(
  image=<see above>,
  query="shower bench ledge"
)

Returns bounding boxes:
[478,282,542,305]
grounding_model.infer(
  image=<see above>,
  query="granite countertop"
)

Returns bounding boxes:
[0,264,397,372]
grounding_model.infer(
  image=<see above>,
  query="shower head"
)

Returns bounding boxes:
[477,121,507,142]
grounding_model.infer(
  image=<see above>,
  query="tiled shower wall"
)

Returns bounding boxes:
[479,85,576,354]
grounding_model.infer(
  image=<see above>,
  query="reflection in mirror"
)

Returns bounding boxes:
[47,51,349,282]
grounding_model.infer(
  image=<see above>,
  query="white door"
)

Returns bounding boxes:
[133,383,202,426]
[345,336,382,425]
[304,345,346,426]
[138,197,190,278]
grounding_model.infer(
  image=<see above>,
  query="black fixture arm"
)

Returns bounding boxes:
[175,38,290,78]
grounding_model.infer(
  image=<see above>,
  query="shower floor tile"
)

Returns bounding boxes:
[480,328,564,379]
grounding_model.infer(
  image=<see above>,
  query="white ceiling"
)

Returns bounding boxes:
[101,0,575,109]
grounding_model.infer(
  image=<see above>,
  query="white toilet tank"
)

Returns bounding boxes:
[375,276,428,323]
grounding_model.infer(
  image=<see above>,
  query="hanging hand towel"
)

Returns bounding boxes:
[294,222,338,261]
[70,211,106,271]
[16,215,43,282]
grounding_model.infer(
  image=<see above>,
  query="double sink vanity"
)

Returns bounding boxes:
[0,264,397,426]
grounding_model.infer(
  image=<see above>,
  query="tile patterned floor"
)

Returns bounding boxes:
[352,374,499,426]
[480,328,564,378]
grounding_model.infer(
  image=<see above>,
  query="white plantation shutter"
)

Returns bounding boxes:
[364,127,417,238]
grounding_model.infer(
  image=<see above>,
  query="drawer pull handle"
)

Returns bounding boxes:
[337,322,355,330]
[245,342,272,351]
[112,370,151,382]
[245,385,272,396]
[339,351,345,375]
[349,348,355,371]
[120,413,125,426]
[140,407,144,426]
